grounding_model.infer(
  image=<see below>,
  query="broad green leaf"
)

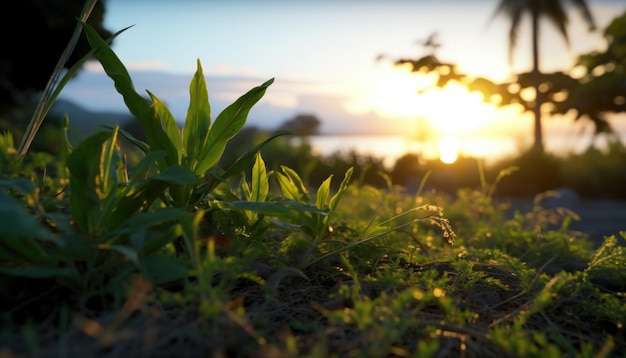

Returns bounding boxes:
[0,266,75,280]
[0,190,54,266]
[112,126,150,154]
[220,201,294,218]
[41,213,74,236]
[105,167,195,230]
[118,210,185,256]
[238,172,249,196]
[126,151,168,184]
[220,200,327,218]
[44,25,131,120]
[276,172,301,201]
[148,91,182,163]
[196,78,274,174]
[100,127,120,196]
[329,167,354,212]
[183,59,211,171]
[192,131,289,202]
[0,178,35,195]
[106,180,171,232]
[281,166,308,195]
[122,208,186,230]
[142,224,184,256]
[80,21,151,123]
[152,165,198,185]
[277,166,309,202]
[102,244,140,267]
[280,200,328,215]
[54,234,93,261]
[80,21,178,168]
[269,219,303,231]
[142,254,188,284]
[316,175,333,210]
[250,153,269,202]
[67,131,113,234]
[179,211,204,263]
[138,106,181,169]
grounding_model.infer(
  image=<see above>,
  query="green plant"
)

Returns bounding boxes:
[79,22,282,210]
[2,2,625,356]
[0,20,284,291]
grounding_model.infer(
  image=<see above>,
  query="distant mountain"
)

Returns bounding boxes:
[58,68,407,136]
[49,99,134,140]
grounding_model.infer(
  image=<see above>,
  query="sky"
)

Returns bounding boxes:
[59,0,626,145]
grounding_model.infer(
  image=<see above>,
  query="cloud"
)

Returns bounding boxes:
[125,60,173,71]
[207,64,263,78]
[59,68,394,134]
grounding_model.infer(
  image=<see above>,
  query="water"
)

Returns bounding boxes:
[300,133,625,169]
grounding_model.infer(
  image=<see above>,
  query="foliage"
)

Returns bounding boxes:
[488,0,595,65]
[392,3,626,153]
[552,9,626,132]
[1,7,625,358]
[276,113,321,136]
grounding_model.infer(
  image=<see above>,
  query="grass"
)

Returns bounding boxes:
[1,13,625,358]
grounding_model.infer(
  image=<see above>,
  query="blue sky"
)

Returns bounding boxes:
[59,0,626,135]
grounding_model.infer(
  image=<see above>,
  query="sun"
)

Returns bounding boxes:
[349,67,509,163]
[438,136,461,164]
[354,67,499,134]
[348,66,433,120]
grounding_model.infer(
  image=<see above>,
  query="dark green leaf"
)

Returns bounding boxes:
[196,78,274,174]
[0,178,36,195]
[148,91,182,162]
[153,165,198,185]
[250,153,269,202]
[0,266,75,279]
[142,254,188,284]
[80,21,151,123]
[0,190,54,266]
[66,131,112,234]
[184,59,211,172]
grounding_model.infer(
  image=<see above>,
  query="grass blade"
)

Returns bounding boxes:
[18,0,107,157]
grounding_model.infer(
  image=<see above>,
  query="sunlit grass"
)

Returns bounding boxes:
[1,7,625,357]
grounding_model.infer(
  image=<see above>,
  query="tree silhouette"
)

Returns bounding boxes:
[488,0,596,152]
[277,113,321,137]
[551,9,626,136]
[397,10,625,147]
[389,6,622,154]
[0,0,112,116]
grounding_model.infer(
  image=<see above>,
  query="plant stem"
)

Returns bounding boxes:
[17,0,99,158]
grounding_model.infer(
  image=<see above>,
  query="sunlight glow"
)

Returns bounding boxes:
[438,136,461,164]
[359,66,436,119]
[417,82,498,136]
[353,67,503,138]
[342,66,535,164]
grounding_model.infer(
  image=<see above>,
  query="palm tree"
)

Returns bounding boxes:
[489,0,595,152]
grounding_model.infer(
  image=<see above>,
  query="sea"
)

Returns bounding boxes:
[296,132,626,169]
